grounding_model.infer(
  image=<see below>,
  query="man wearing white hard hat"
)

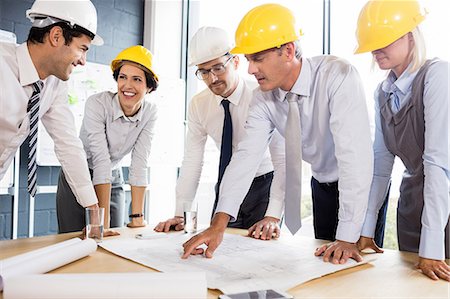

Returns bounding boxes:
[154,27,286,239]
[0,0,103,214]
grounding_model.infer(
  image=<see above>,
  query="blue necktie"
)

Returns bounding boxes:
[27,81,44,197]
[390,92,401,111]
[217,99,233,186]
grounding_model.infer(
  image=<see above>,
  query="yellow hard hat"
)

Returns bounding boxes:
[355,0,427,54]
[231,3,301,55]
[111,45,159,81]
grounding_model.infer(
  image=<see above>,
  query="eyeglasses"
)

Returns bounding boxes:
[195,56,234,80]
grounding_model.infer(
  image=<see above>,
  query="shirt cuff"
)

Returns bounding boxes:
[175,205,183,217]
[128,165,149,187]
[419,227,446,260]
[360,212,378,238]
[75,184,98,207]
[92,167,112,185]
[128,175,148,187]
[336,220,362,243]
[175,198,192,217]
[215,203,238,222]
[264,197,284,219]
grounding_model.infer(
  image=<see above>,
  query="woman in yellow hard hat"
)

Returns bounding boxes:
[56,45,159,235]
[355,0,449,281]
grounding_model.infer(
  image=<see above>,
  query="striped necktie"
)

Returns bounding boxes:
[217,99,233,186]
[284,92,302,234]
[27,81,44,197]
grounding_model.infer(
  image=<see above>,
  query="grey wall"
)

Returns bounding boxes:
[0,0,145,239]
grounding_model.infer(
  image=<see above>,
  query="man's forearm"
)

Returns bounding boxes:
[211,212,230,231]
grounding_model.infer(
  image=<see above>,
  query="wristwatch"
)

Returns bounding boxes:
[129,213,144,218]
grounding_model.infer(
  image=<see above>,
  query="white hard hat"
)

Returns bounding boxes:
[189,26,233,66]
[26,0,103,46]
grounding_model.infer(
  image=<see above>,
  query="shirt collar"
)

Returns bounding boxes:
[112,93,145,122]
[381,63,419,96]
[17,43,41,87]
[276,57,311,102]
[214,77,244,106]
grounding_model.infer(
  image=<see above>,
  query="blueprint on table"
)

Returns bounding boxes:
[100,233,375,294]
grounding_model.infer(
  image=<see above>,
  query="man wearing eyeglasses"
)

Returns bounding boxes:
[154,27,285,238]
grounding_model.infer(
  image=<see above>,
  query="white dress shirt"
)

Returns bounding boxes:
[175,78,286,217]
[217,56,373,243]
[79,91,157,186]
[0,42,97,207]
[362,61,450,260]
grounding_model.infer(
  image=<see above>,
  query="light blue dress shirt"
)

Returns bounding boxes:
[361,60,450,260]
[217,56,373,243]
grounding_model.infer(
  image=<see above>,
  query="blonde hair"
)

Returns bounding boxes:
[409,26,427,73]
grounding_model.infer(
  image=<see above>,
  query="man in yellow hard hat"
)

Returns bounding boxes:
[0,0,103,220]
[154,27,285,239]
[56,45,159,234]
[182,4,375,264]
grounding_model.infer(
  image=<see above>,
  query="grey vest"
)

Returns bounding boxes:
[378,58,449,258]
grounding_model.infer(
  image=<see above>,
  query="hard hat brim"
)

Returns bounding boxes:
[188,49,230,66]
[91,34,103,46]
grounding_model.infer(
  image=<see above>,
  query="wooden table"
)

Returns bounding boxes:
[0,227,448,298]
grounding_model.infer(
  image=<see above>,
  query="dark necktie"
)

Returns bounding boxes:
[27,81,44,197]
[217,99,233,186]
[284,92,302,234]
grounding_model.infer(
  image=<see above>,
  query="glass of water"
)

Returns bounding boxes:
[183,201,197,234]
[85,207,104,243]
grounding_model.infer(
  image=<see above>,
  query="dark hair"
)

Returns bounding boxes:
[27,22,89,45]
[113,65,159,92]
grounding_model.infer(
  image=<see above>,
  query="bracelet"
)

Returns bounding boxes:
[129,213,144,218]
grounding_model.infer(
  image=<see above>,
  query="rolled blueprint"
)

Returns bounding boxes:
[3,272,207,299]
[0,238,97,291]
[0,238,81,269]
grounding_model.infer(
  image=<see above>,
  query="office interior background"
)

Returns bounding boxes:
[0,0,449,243]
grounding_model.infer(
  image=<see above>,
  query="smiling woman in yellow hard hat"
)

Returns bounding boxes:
[355,0,450,282]
[56,45,159,235]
